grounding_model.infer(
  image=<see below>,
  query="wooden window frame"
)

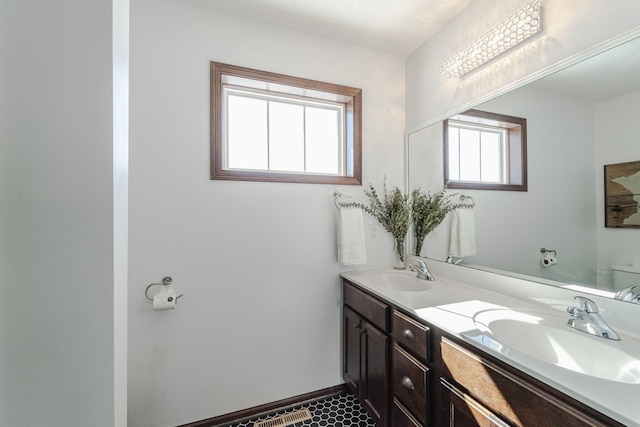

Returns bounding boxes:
[444,109,528,192]
[210,62,362,185]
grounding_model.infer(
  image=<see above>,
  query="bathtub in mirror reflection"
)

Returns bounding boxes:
[407,34,640,300]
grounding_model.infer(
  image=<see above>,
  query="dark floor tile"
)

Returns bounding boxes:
[229,392,376,427]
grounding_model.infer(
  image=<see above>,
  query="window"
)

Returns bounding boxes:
[210,62,362,185]
[444,109,527,191]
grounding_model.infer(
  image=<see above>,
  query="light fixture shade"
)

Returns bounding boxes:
[441,0,542,79]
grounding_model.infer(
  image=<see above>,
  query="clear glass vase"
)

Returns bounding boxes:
[394,238,406,270]
[414,236,425,258]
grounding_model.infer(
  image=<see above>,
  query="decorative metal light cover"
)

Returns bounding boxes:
[441,0,542,79]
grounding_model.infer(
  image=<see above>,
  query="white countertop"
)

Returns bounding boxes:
[341,261,640,427]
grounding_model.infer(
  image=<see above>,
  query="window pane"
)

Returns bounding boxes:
[448,127,460,180]
[480,132,502,183]
[306,107,340,174]
[269,101,305,172]
[227,95,268,170]
[459,128,480,181]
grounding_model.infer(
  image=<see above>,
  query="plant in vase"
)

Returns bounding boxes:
[340,179,411,269]
[411,188,474,257]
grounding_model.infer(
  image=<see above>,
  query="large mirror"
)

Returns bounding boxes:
[408,34,640,300]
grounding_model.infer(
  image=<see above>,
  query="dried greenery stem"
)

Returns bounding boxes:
[340,180,411,262]
[341,181,411,241]
[411,188,474,256]
[339,180,473,262]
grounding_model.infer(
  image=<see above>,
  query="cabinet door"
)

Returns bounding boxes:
[362,321,389,427]
[392,398,423,427]
[442,379,512,427]
[343,306,363,394]
[441,338,618,426]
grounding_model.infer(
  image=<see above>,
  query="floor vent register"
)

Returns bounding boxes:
[254,409,312,427]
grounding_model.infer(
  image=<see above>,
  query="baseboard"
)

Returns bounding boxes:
[178,384,348,427]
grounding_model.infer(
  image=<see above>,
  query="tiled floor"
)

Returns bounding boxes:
[228,392,377,427]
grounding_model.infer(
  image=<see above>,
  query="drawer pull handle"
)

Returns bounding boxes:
[402,329,416,342]
[401,376,415,391]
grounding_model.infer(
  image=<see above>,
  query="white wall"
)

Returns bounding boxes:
[406,0,640,131]
[0,1,126,426]
[128,0,405,425]
[595,89,640,286]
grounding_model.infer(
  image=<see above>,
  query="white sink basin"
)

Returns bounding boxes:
[466,309,640,384]
[357,270,435,292]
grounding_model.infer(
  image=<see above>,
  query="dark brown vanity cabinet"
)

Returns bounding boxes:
[343,282,390,427]
[440,337,623,427]
[343,280,432,427]
[342,279,624,427]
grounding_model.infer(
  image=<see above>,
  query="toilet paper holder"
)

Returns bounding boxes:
[540,248,558,267]
[145,276,184,302]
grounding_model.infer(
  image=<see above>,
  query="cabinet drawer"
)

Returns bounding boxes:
[442,338,610,426]
[393,343,429,426]
[343,281,389,332]
[392,310,430,361]
[392,398,424,427]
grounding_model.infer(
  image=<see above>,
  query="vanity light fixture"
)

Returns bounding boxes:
[440,0,542,79]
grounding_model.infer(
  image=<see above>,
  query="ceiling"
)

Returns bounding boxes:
[182,0,472,56]
[180,0,640,102]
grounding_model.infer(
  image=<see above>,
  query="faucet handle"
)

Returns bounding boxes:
[573,296,599,313]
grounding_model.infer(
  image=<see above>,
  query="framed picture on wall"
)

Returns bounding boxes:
[604,160,640,228]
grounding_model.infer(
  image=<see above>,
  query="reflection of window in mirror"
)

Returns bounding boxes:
[444,109,527,191]
[210,62,362,185]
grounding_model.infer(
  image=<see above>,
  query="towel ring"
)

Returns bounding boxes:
[334,191,353,210]
[460,194,475,206]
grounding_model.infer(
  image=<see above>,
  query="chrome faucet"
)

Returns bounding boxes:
[445,255,463,265]
[407,256,435,281]
[567,296,620,340]
[614,285,640,304]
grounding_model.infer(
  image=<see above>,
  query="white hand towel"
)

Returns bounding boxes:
[338,207,368,265]
[449,208,476,258]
